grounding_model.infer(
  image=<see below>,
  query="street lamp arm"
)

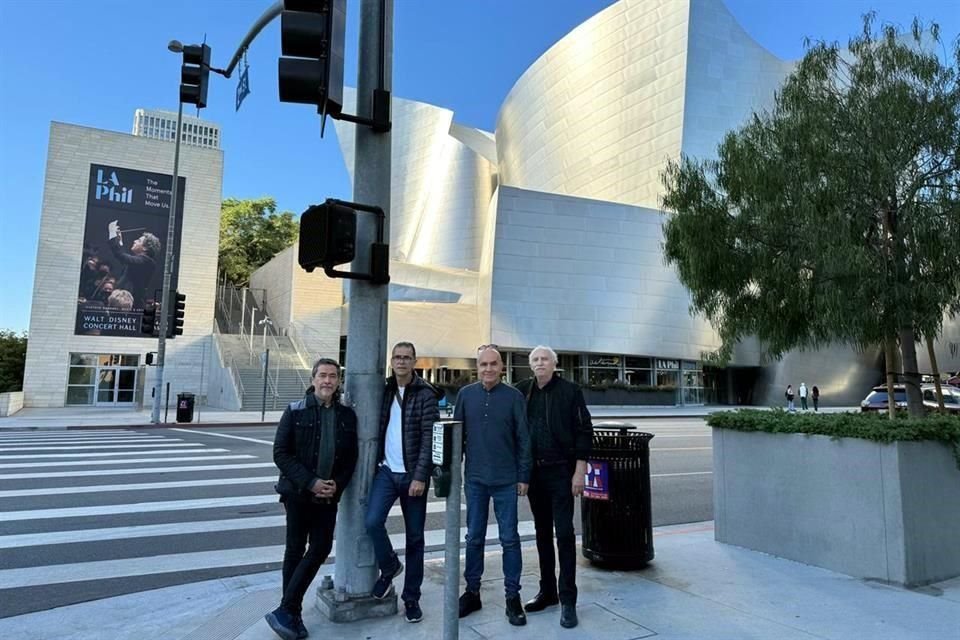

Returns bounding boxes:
[219,1,284,78]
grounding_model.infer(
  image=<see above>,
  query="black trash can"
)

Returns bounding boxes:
[580,423,654,568]
[176,392,196,423]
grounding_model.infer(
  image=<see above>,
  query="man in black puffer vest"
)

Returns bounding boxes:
[514,345,593,630]
[364,341,441,624]
[266,358,358,640]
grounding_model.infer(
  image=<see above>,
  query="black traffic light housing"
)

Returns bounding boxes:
[141,303,160,337]
[298,199,389,285]
[278,0,345,118]
[181,44,212,108]
[167,291,186,338]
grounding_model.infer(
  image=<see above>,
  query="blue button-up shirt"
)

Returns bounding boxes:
[455,381,532,485]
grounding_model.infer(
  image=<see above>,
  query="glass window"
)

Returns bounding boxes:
[588,369,619,385]
[656,359,679,370]
[68,367,95,385]
[657,370,679,388]
[625,356,651,369]
[558,353,581,382]
[70,353,97,366]
[120,355,139,366]
[626,369,652,386]
[588,354,620,367]
[66,386,94,405]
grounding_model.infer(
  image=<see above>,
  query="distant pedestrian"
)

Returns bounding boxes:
[785,385,795,412]
[798,382,808,411]
[812,385,820,412]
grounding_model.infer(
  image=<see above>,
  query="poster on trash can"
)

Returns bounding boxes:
[583,460,609,500]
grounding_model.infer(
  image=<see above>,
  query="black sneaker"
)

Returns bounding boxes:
[458,590,482,618]
[264,607,299,640]
[294,615,309,639]
[404,600,423,623]
[505,595,527,626]
[371,560,403,600]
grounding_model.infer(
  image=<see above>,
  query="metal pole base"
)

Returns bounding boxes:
[316,582,397,622]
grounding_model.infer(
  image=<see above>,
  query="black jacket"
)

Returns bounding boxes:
[515,374,593,462]
[377,374,441,482]
[273,390,358,504]
[108,237,156,306]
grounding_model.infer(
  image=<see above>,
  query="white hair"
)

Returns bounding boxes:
[528,345,558,365]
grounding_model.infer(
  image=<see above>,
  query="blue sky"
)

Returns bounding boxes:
[1,0,957,332]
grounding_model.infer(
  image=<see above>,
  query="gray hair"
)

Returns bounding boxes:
[311,357,341,378]
[107,289,134,310]
[528,345,558,365]
[139,233,161,258]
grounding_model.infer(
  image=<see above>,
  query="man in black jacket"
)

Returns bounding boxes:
[364,342,440,624]
[266,358,358,640]
[514,345,593,629]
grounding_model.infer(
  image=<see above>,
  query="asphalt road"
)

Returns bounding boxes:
[0,417,712,618]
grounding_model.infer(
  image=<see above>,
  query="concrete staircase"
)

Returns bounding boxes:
[216,333,311,411]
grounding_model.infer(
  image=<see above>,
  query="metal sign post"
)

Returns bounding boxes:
[432,421,463,640]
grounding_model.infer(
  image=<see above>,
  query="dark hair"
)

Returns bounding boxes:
[392,341,416,358]
[311,357,341,378]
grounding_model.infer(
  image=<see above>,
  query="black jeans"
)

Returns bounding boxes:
[527,462,577,605]
[281,498,338,615]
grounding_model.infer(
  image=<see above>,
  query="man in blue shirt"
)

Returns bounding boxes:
[455,346,532,626]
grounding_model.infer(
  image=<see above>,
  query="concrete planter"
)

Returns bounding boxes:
[0,391,24,417]
[582,388,676,406]
[713,428,960,586]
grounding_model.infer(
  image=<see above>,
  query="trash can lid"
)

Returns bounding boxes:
[593,421,654,439]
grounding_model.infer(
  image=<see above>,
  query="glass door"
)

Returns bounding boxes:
[95,366,137,406]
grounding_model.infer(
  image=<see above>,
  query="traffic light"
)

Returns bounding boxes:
[167,291,186,338]
[141,303,159,337]
[180,44,211,108]
[299,201,357,272]
[278,0,346,116]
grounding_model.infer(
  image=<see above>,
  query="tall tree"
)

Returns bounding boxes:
[0,330,28,393]
[661,15,960,417]
[219,197,299,285]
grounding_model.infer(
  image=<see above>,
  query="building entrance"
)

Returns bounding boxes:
[95,365,138,406]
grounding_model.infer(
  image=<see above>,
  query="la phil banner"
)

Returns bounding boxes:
[75,164,185,337]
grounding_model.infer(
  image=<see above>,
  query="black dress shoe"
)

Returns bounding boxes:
[560,604,578,628]
[524,591,559,613]
[505,595,527,626]
[458,591,481,618]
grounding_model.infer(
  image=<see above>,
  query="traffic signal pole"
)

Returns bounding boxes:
[317,0,394,622]
[150,100,184,424]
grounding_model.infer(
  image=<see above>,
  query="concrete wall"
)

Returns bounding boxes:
[249,245,295,331]
[205,334,241,410]
[0,392,24,417]
[713,429,960,586]
[22,122,223,407]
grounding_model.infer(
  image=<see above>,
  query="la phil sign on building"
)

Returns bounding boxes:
[75,164,185,337]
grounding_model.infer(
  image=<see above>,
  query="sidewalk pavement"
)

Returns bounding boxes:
[0,404,857,430]
[3,522,957,640]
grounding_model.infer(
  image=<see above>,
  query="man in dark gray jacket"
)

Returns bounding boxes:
[364,341,440,623]
[266,358,358,640]
[456,345,532,626]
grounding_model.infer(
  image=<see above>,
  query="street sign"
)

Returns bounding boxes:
[236,61,250,111]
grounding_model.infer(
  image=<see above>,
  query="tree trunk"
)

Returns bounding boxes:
[926,335,945,413]
[898,326,924,418]
[884,334,899,420]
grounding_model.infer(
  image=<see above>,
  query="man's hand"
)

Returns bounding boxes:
[313,479,336,498]
[517,482,529,497]
[572,460,587,497]
[408,480,426,497]
[108,220,119,241]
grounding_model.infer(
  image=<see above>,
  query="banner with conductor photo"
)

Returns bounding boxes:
[75,164,186,337]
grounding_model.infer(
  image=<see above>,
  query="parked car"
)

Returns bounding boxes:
[947,372,960,388]
[860,384,908,413]
[921,384,960,414]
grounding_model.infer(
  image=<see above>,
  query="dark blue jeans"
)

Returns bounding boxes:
[363,464,428,603]
[464,480,521,597]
